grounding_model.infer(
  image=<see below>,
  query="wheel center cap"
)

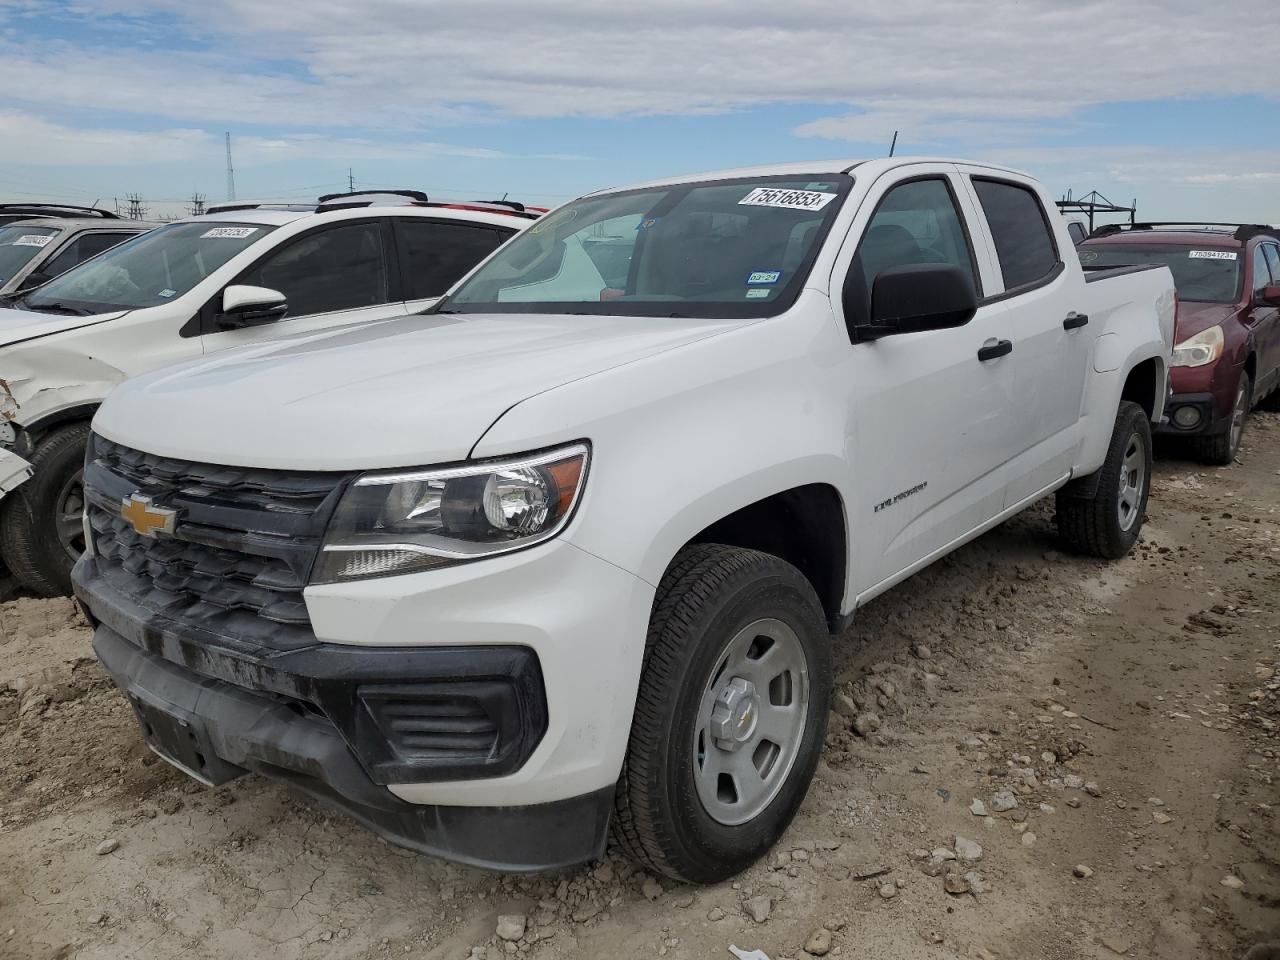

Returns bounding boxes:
[710,677,759,751]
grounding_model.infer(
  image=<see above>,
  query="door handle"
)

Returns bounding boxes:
[977,339,1013,362]
[1063,312,1089,330]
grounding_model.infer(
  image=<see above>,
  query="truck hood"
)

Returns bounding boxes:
[0,306,126,347]
[95,311,749,470]
[1174,302,1238,341]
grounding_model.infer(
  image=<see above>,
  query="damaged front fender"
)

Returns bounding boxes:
[0,447,33,499]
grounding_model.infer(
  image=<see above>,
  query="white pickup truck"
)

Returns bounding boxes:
[0,194,539,595]
[74,158,1175,882]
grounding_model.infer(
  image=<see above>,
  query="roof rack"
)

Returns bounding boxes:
[1056,190,1136,234]
[204,192,547,220]
[415,200,544,220]
[0,202,121,220]
[1088,222,1278,242]
[203,201,319,215]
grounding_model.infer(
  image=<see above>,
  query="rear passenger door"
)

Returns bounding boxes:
[960,170,1088,508]
[202,218,407,351]
[392,218,513,313]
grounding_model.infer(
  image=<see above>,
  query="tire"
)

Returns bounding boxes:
[1055,401,1152,560]
[0,422,91,596]
[612,543,832,883]
[1193,373,1251,465]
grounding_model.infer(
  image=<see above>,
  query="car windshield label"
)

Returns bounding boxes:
[738,187,837,211]
[1188,250,1237,260]
[201,226,259,240]
[12,235,53,248]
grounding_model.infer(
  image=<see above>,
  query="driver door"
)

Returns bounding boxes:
[200,218,407,351]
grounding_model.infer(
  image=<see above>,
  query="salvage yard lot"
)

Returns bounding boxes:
[2,416,1278,960]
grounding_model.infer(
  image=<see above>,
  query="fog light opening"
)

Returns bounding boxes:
[1172,405,1202,429]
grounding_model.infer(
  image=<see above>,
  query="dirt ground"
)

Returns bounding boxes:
[2,416,1279,960]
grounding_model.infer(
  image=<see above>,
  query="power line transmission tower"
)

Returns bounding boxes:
[187,192,206,217]
[225,132,236,201]
[125,194,149,220]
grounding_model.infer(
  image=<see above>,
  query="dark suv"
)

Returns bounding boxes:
[1078,224,1280,463]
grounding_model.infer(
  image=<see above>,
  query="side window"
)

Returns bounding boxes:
[394,220,509,300]
[1253,246,1274,294]
[42,231,137,279]
[1264,244,1280,288]
[846,177,978,326]
[972,179,1060,290]
[238,221,388,317]
[1066,221,1087,245]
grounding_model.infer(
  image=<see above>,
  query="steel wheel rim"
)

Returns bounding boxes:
[1117,433,1145,532]
[692,617,809,826]
[55,467,86,562]
[1228,381,1248,455]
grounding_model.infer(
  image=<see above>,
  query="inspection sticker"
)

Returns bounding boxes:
[746,270,782,285]
[738,187,836,211]
[201,226,259,240]
[12,235,53,247]
[158,288,178,298]
[745,288,770,299]
[1188,250,1237,260]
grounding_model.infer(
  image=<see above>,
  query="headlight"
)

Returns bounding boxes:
[312,442,589,583]
[1171,325,1223,368]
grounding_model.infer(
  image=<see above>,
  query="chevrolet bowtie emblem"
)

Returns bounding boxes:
[120,493,177,538]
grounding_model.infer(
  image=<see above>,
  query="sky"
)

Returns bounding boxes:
[2,0,1279,222]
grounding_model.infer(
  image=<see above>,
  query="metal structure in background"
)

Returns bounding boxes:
[225,132,236,202]
[1057,189,1137,233]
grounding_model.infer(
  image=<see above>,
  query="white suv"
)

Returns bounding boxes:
[0,192,539,594]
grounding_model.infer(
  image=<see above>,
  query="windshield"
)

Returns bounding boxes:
[23,221,275,313]
[0,225,59,283]
[1079,242,1242,303]
[443,175,852,318]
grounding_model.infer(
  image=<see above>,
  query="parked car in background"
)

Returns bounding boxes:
[1078,223,1280,463]
[75,158,1173,881]
[0,217,154,296]
[0,203,122,228]
[0,190,540,595]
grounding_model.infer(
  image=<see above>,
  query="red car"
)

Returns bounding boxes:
[1079,224,1280,463]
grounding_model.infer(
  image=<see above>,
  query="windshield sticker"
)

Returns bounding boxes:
[747,270,782,285]
[1189,250,1237,260]
[158,288,178,298]
[12,235,53,248]
[803,182,836,192]
[738,187,837,212]
[745,288,770,299]
[1078,250,1098,263]
[636,216,662,231]
[200,226,259,240]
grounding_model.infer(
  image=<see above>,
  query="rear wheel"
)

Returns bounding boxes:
[1193,373,1250,465]
[612,544,832,883]
[0,423,90,596]
[1056,401,1152,559]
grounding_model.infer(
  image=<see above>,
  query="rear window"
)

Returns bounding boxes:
[973,179,1060,290]
[1078,243,1242,303]
[0,225,59,284]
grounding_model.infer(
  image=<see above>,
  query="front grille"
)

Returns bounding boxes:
[84,434,350,654]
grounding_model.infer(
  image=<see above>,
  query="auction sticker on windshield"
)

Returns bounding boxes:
[201,226,259,240]
[738,187,836,211]
[12,235,53,247]
[1188,250,1237,260]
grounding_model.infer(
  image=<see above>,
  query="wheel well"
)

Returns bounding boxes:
[686,484,846,630]
[21,404,98,446]
[1120,358,1159,421]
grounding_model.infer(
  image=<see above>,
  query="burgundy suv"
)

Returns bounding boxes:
[1078,224,1280,463]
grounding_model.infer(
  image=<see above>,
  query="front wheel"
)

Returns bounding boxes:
[1055,401,1152,559]
[612,544,832,883]
[1193,373,1250,465]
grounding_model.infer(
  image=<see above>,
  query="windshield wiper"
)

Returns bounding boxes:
[17,300,90,316]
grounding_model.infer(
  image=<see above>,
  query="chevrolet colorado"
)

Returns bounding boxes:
[74,158,1175,882]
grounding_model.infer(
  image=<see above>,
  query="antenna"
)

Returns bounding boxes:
[225,132,236,202]
[348,168,356,192]
[889,131,898,157]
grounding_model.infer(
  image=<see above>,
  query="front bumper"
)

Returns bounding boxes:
[0,447,32,500]
[91,623,611,871]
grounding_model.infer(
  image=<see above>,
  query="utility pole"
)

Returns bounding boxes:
[348,168,355,192]
[225,132,236,202]
[187,192,207,217]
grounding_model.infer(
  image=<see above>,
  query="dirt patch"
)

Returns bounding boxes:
[2,414,1279,960]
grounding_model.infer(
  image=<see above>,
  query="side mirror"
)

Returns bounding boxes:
[1256,284,1280,308]
[217,284,288,328]
[852,264,978,341]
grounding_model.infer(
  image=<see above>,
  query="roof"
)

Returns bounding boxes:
[173,205,538,231]
[1081,223,1279,247]
[2,217,156,232]
[586,156,1038,196]
[1082,230,1241,247]
[0,203,121,220]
